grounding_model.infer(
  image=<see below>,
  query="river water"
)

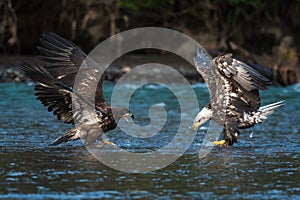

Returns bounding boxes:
[1,82,299,199]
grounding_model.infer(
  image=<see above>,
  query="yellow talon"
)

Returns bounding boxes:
[213,140,226,146]
[102,139,115,145]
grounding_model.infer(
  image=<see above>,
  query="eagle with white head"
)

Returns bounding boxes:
[193,50,283,146]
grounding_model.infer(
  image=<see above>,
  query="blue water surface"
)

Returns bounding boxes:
[1,82,299,199]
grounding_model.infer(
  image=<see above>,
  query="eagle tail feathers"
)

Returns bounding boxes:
[254,101,284,123]
[49,127,80,145]
[259,101,284,115]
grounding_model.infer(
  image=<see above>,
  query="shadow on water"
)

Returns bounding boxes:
[1,82,300,199]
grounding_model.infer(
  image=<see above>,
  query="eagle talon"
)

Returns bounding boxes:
[212,140,226,146]
[102,139,115,145]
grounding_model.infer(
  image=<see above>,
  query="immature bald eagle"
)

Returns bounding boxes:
[193,49,283,146]
[20,33,133,146]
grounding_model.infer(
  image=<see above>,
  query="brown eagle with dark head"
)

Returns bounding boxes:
[19,33,134,146]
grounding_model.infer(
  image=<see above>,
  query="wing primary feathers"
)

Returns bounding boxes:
[18,64,106,117]
[214,54,271,91]
[18,33,134,146]
[36,32,106,106]
[37,46,69,57]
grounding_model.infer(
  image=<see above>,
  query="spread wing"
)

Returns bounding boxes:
[213,53,271,91]
[193,49,215,100]
[212,53,271,112]
[194,49,228,122]
[19,64,106,124]
[37,32,106,107]
[20,33,107,124]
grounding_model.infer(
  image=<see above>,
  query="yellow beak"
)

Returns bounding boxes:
[192,122,201,131]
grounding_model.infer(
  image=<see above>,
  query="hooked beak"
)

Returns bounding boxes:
[192,121,201,131]
[192,116,209,131]
[192,106,212,131]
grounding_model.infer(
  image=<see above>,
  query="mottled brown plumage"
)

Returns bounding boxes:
[193,50,283,146]
[19,33,133,146]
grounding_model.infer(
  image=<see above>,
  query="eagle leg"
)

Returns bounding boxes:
[224,121,239,146]
[212,121,239,146]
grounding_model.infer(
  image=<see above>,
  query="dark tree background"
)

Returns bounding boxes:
[0,0,299,84]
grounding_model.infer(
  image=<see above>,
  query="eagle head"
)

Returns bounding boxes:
[192,104,213,131]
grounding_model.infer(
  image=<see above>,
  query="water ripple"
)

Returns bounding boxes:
[0,82,299,199]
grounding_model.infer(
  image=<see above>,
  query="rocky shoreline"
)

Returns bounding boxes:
[0,54,203,84]
[1,54,299,86]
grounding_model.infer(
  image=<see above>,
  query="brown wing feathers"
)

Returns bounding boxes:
[19,64,75,123]
[213,53,271,112]
[37,33,87,85]
[213,53,271,91]
[19,33,109,124]
[37,33,105,107]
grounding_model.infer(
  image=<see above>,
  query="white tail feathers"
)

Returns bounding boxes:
[259,101,284,115]
[254,101,284,123]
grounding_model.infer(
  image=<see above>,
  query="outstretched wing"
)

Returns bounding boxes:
[213,53,271,91]
[193,49,215,101]
[37,32,106,107]
[20,32,109,124]
[19,64,105,124]
[212,53,271,112]
[194,49,228,123]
